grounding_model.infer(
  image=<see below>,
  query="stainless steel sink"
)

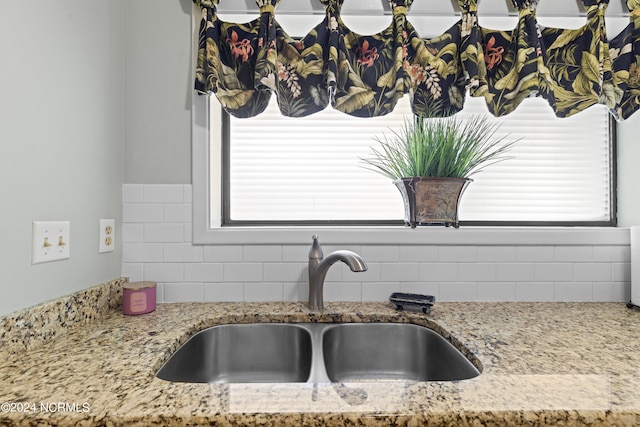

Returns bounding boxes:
[322,323,480,382]
[157,322,480,384]
[156,323,313,383]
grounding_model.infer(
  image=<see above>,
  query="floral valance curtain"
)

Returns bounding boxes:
[193,0,640,121]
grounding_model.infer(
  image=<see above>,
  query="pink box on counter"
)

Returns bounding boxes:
[122,281,157,315]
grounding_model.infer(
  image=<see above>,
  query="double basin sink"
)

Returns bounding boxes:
[157,322,480,384]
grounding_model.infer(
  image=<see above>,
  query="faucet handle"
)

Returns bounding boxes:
[309,235,323,260]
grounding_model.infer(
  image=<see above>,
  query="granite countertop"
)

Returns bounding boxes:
[1,301,640,426]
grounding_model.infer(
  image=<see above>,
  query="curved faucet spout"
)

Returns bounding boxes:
[321,250,368,273]
[308,236,367,311]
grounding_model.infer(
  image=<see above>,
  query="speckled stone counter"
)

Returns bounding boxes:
[0,278,125,355]
[1,301,639,426]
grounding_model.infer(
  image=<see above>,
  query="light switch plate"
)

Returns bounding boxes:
[99,219,115,253]
[32,221,70,264]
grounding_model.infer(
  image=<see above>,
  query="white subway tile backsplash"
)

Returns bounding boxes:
[476,246,516,262]
[144,263,184,283]
[573,263,612,282]
[122,184,143,203]
[380,263,420,281]
[399,246,438,262]
[163,243,203,262]
[612,263,631,282]
[439,282,478,302]
[593,245,631,263]
[439,246,476,262]
[477,283,516,302]
[144,223,184,243]
[554,246,594,263]
[164,283,204,302]
[164,203,191,223]
[496,263,535,282]
[593,282,629,302]
[123,203,164,223]
[283,282,307,302]
[224,263,263,282]
[204,283,243,302]
[183,224,193,243]
[323,282,362,302]
[183,185,193,203]
[420,263,457,282]
[204,245,244,262]
[184,263,224,283]
[122,185,632,304]
[516,246,555,262]
[516,282,555,302]
[163,243,203,263]
[143,184,184,203]
[362,282,400,301]
[156,283,165,303]
[282,245,308,262]
[243,245,282,262]
[121,263,143,283]
[534,263,573,282]
[122,223,144,243]
[263,263,305,282]
[122,243,163,263]
[360,246,400,262]
[555,282,593,302]
[244,282,283,302]
[458,263,497,282]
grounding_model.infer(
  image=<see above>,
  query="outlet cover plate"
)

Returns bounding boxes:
[32,221,70,264]
[99,219,115,253]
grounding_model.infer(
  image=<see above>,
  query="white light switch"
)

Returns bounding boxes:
[99,219,115,253]
[32,221,70,264]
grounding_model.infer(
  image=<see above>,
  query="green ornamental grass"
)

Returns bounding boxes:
[361,115,519,180]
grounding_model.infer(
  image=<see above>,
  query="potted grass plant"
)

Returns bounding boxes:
[361,115,518,228]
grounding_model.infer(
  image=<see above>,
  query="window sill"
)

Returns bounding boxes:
[192,225,630,246]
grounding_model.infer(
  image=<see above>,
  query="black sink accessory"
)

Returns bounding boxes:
[389,292,435,314]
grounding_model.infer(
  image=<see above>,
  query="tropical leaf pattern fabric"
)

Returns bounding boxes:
[540,0,618,118]
[458,0,489,105]
[476,0,555,117]
[327,0,408,117]
[404,0,487,117]
[193,0,278,118]
[609,0,640,120]
[272,15,331,117]
[192,0,640,121]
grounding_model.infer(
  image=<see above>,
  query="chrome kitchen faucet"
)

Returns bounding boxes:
[308,235,367,311]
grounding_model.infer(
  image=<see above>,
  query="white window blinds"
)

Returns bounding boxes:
[224,96,612,224]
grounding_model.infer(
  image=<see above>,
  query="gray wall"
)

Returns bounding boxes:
[123,0,193,184]
[0,1,125,315]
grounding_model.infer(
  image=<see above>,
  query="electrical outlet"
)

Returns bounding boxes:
[99,219,115,253]
[32,221,70,264]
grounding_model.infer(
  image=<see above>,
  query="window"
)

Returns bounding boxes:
[220,96,615,227]
[191,13,622,246]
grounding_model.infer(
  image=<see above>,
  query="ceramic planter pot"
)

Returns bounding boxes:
[393,177,472,228]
